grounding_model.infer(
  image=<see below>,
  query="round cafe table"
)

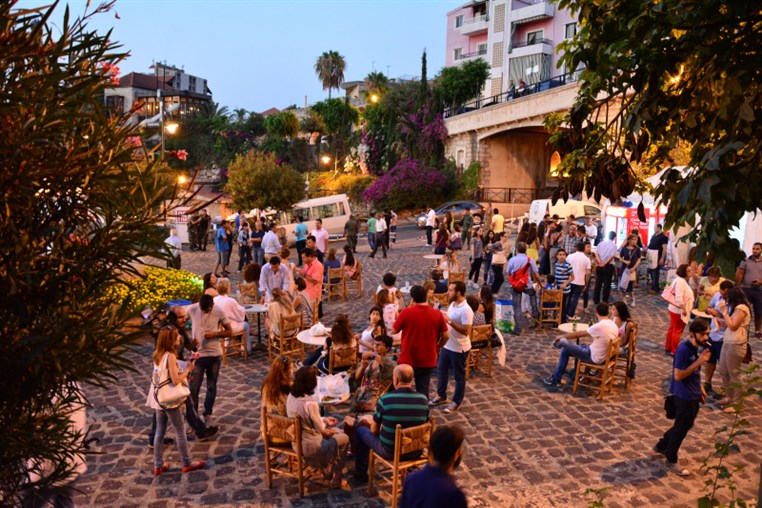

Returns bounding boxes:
[557,322,589,334]
[691,309,712,320]
[423,254,444,266]
[244,303,269,352]
[296,328,331,347]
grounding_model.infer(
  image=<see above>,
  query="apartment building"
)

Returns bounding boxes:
[445,0,576,98]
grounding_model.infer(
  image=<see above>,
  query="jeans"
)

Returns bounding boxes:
[656,397,700,463]
[491,265,505,295]
[190,356,221,417]
[295,239,306,266]
[149,390,206,444]
[154,407,191,468]
[511,285,538,333]
[648,263,661,292]
[551,340,593,382]
[413,366,434,399]
[566,284,585,319]
[426,226,433,245]
[237,246,252,271]
[483,253,493,284]
[252,246,264,266]
[22,486,74,508]
[354,426,421,477]
[593,264,614,303]
[368,232,376,251]
[370,232,387,257]
[468,258,483,284]
[242,321,251,351]
[436,349,468,405]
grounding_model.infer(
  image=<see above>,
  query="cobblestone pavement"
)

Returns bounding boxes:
[75,229,761,507]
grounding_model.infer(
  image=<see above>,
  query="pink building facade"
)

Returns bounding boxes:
[445,0,576,98]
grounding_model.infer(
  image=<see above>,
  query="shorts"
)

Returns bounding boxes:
[707,338,723,365]
[742,287,762,316]
[217,250,230,265]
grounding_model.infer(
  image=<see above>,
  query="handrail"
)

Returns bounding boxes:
[474,187,556,203]
[455,49,488,61]
[443,69,583,118]
[462,14,489,25]
[512,38,553,49]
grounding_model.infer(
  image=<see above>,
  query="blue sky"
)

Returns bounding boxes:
[38,0,460,113]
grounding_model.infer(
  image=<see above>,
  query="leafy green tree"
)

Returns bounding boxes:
[314,50,346,99]
[0,1,181,501]
[364,71,389,100]
[264,111,300,140]
[311,98,359,140]
[434,59,490,111]
[547,0,762,269]
[225,150,305,211]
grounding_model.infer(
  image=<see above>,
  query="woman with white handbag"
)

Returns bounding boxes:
[663,264,695,355]
[147,328,206,475]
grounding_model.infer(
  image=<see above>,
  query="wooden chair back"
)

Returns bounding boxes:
[329,345,358,374]
[269,313,303,361]
[222,330,247,364]
[573,338,620,400]
[344,260,363,297]
[614,321,638,388]
[539,289,564,327]
[432,292,449,309]
[326,268,346,301]
[466,324,494,378]
[448,271,465,283]
[238,282,258,303]
[262,409,308,497]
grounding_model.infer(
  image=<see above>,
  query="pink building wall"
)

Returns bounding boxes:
[445,7,473,67]
[511,8,575,77]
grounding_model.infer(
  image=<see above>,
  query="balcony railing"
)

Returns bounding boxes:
[455,49,488,61]
[510,0,555,24]
[473,187,556,204]
[443,69,583,118]
[512,38,553,49]
[459,14,489,35]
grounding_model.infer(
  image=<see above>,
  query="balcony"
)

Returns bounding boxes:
[509,38,554,58]
[458,14,489,36]
[510,0,555,24]
[455,48,488,62]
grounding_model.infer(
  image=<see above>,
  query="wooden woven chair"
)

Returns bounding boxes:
[466,324,493,378]
[573,338,620,400]
[539,289,563,328]
[432,292,449,310]
[448,271,465,283]
[238,282,258,304]
[614,321,638,388]
[328,345,358,374]
[326,268,345,301]
[222,329,247,364]
[369,418,435,508]
[269,313,303,361]
[262,410,310,497]
[344,260,363,297]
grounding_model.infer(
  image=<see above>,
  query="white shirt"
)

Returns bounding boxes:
[165,235,182,257]
[426,209,436,227]
[213,294,246,333]
[444,299,474,353]
[596,240,617,266]
[311,227,330,253]
[376,218,387,233]
[185,303,229,357]
[587,319,619,363]
[585,224,597,240]
[262,230,281,254]
[668,276,695,323]
[567,251,591,285]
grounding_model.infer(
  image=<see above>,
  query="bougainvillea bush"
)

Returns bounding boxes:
[363,158,448,210]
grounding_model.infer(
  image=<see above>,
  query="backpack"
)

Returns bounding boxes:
[508,261,531,291]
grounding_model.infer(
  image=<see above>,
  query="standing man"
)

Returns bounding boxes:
[295,248,324,311]
[584,217,598,243]
[236,221,252,272]
[164,228,182,269]
[294,216,308,266]
[735,242,762,338]
[344,214,359,253]
[565,242,591,320]
[188,210,201,251]
[392,285,449,398]
[654,320,711,476]
[369,212,387,259]
[506,242,542,335]
[704,280,733,393]
[186,295,232,426]
[647,224,669,294]
[460,209,473,249]
[198,209,211,251]
[262,222,281,262]
[259,256,290,303]
[310,218,330,257]
[425,206,436,246]
[400,426,468,508]
[366,214,377,252]
[353,365,430,484]
[491,207,505,235]
[430,281,473,414]
[383,210,393,249]
[213,220,231,277]
[389,210,398,244]
[305,235,324,263]
[562,224,581,257]
[554,249,574,323]
[593,231,617,304]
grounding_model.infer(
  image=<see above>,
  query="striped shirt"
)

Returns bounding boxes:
[373,388,429,450]
[554,261,574,294]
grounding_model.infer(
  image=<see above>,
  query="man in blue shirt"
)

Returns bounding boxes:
[400,425,467,508]
[294,215,308,267]
[703,280,733,394]
[213,220,231,277]
[506,242,541,335]
[654,319,710,476]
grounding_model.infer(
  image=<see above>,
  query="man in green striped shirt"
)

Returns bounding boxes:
[353,364,430,483]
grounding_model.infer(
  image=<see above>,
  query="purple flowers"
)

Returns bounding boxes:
[363,158,447,207]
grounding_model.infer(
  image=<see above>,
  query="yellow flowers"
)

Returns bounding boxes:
[100,266,203,314]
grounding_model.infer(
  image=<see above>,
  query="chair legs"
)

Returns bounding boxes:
[368,451,376,496]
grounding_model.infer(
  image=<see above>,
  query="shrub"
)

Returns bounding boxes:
[101,266,203,314]
[363,158,448,210]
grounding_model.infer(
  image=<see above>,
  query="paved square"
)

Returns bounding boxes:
[74,227,761,507]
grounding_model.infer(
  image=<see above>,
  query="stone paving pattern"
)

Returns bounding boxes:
[74,225,761,507]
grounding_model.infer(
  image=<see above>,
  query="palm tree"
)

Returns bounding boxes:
[314,50,346,99]
[232,107,248,124]
[364,71,389,102]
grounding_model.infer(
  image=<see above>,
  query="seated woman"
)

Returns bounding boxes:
[430,269,448,294]
[611,301,635,355]
[240,262,262,303]
[438,251,460,282]
[286,366,349,489]
[376,289,399,338]
[422,280,437,308]
[356,306,386,353]
[203,272,219,297]
[265,289,298,338]
[323,248,342,283]
[479,285,495,325]
[260,355,294,445]
[340,244,359,280]
[292,277,314,329]
[213,278,251,351]
[304,315,356,374]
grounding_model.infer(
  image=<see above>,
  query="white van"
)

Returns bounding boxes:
[528,199,602,224]
[268,194,352,244]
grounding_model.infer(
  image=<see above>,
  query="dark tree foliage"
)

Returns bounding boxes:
[546,0,762,268]
[0,2,183,501]
[434,59,490,111]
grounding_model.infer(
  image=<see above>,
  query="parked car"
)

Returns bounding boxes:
[416,201,486,229]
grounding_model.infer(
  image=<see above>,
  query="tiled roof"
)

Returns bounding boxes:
[118,72,174,91]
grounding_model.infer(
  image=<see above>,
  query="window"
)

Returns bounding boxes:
[189,76,197,91]
[338,202,346,216]
[527,30,543,45]
[312,204,339,220]
[477,43,488,55]
[565,22,577,39]
[454,48,463,60]
[106,95,124,115]
[455,14,464,28]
